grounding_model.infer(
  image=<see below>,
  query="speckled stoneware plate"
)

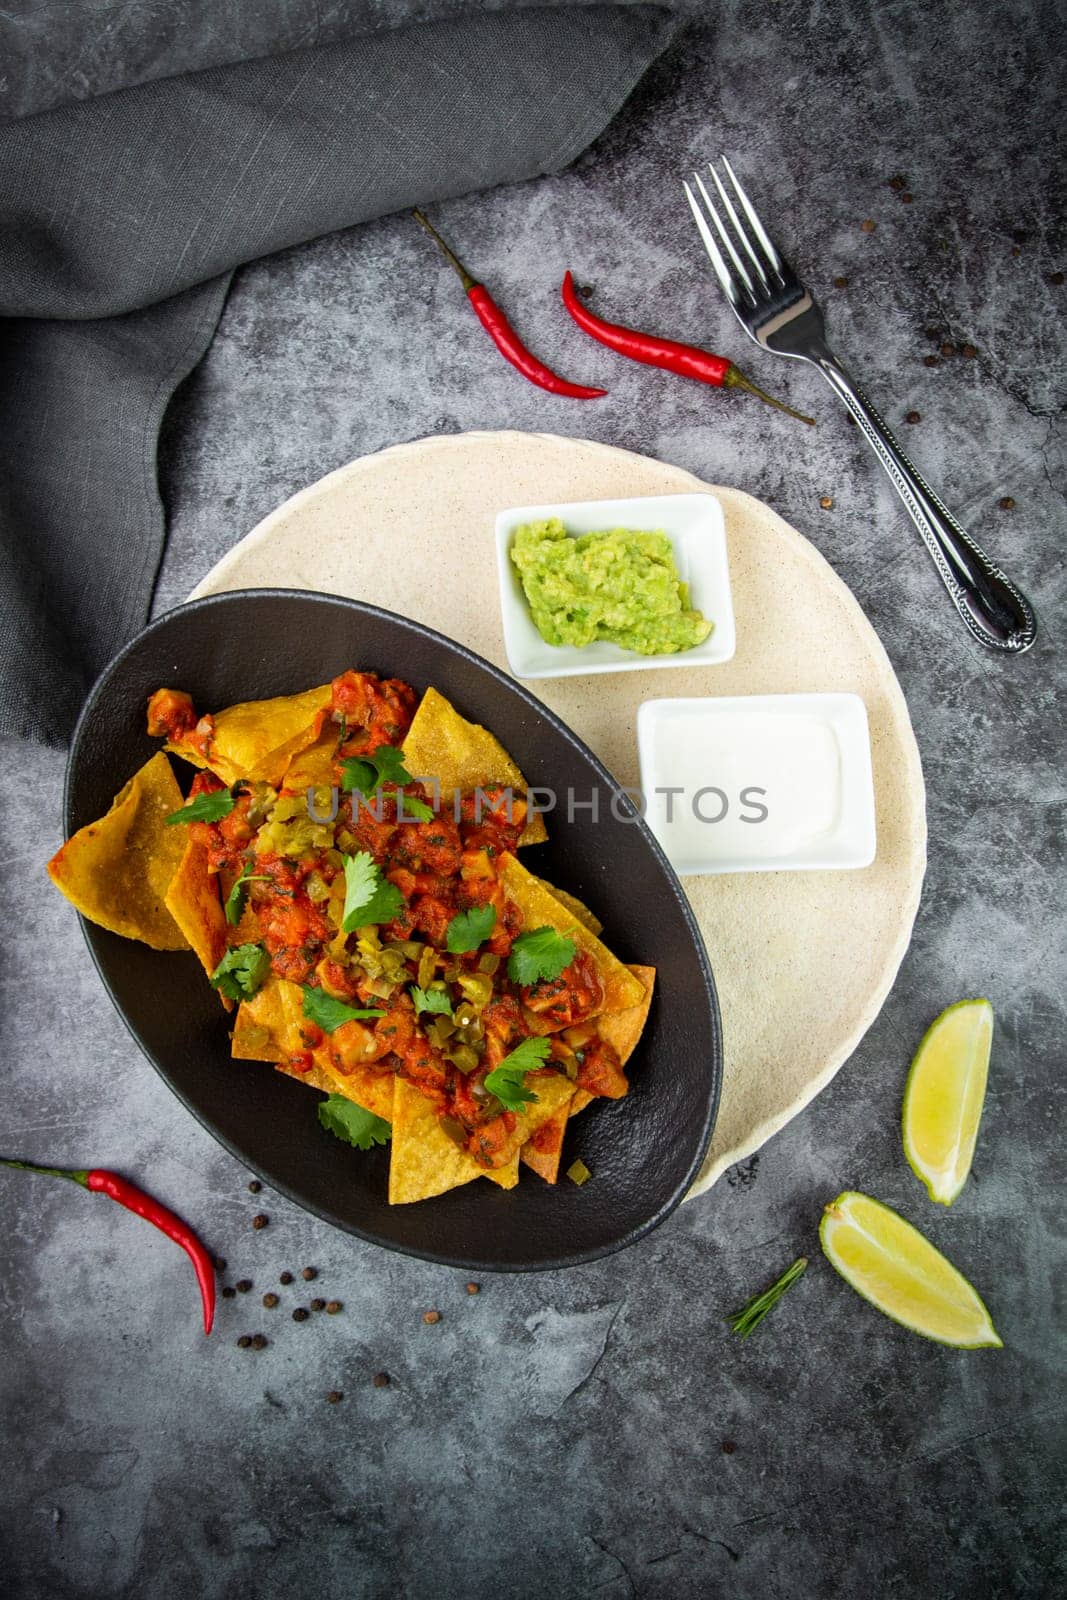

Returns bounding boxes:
[191,431,928,1195]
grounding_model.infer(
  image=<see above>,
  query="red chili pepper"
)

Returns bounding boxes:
[561,270,815,425]
[413,211,606,400]
[2,1157,216,1334]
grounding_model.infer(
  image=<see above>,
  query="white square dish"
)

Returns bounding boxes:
[494,493,736,679]
[636,692,877,875]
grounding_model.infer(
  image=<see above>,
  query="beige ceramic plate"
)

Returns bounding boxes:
[192,431,927,1196]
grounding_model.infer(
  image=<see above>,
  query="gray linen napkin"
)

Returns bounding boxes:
[0,2,686,744]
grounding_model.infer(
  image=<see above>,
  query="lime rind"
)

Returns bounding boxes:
[820,1190,1003,1349]
[902,998,994,1206]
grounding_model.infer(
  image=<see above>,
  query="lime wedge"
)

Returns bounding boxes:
[903,998,993,1205]
[820,1191,1002,1348]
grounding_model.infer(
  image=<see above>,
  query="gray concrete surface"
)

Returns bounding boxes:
[1,3,1064,1596]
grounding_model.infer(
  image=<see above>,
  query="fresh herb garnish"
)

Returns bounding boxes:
[507,926,576,986]
[483,1034,550,1111]
[210,942,270,1001]
[165,787,235,826]
[224,861,271,926]
[728,1256,808,1338]
[301,986,384,1033]
[410,985,454,1018]
[445,903,496,954]
[398,794,436,823]
[341,851,405,931]
[317,1094,392,1151]
[340,744,414,796]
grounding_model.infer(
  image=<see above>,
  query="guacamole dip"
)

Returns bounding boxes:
[510,518,713,655]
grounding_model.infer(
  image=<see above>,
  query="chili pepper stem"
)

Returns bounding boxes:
[725,366,816,426]
[412,209,477,292]
[1,1156,89,1186]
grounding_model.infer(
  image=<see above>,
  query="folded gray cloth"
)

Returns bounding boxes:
[0,2,685,743]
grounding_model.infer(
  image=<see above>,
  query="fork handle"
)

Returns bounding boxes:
[813,349,1036,653]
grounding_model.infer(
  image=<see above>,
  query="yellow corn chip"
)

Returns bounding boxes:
[164,836,229,984]
[569,964,656,1118]
[402,686,547,846]
[46,752,189,949]
[531,879,602,936]
[281,729,340,794]
[231,977,305,1061]
[520,1105,569,1183]
[233,977,396,1117]
[389,1077,521,1203]
[499,854,646,1013]
[161,684,332,786]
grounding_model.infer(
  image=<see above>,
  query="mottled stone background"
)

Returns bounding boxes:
[2,2,1064,1596]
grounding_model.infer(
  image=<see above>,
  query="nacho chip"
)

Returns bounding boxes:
[231,977,305,1062]
[233,978,397,1116]
[531,879,601,936]
[159,684,332,786]
[402,687,547,846]
[389,1077,520,1203]
[47,753,189,949]
[499,854,646,1013]
[274,1056,339,1095]
[569,964,656,1118]
[281,729,341,794]
[313,1043,396,1122]
[597,964,656,1061]
[164,836,229,985]
[520,1105,569,1183]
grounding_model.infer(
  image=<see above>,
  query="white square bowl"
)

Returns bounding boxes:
[636,692,877,875]
[494,493,736,679]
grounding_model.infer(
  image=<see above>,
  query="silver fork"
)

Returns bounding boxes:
[684,160,1036,654]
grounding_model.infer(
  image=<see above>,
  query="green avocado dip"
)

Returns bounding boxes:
[510,518,713,655]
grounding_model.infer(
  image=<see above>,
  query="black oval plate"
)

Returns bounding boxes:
[66,591,722,1271]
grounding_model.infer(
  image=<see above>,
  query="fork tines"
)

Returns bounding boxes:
[684,159,785,307]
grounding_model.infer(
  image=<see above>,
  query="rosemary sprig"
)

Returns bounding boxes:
[728,1256,808,1337]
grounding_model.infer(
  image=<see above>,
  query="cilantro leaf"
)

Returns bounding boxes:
[224,861,271,926]
[398,794,435,823]
[483,1034,550,1111]
[410,985,454,1018]
[301,986,384,1033]
[210,942,270,1001]
[340,744,414,795]
[165,787,234,826]
[445,903,496,954]
[317,1094,392,1151]
[340,757,377,796]
[370,745,414,786]
[341,851,405,931]
[507,926,577,986]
